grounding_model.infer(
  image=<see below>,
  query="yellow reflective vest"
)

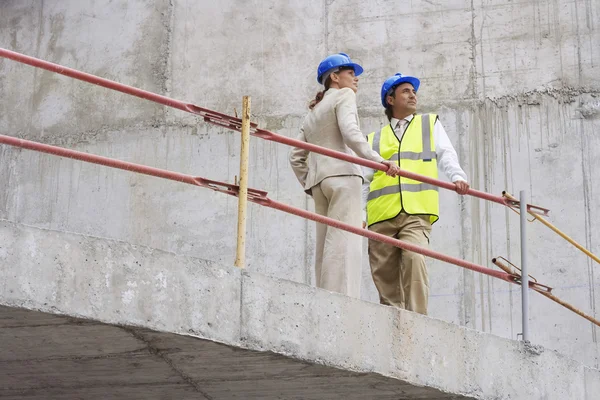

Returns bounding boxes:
[366,114,439,226]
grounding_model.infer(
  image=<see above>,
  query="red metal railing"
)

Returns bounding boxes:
[0,48,549,216]
[0,47,555,288]
[0,133,528,286]
[3,47,598,328]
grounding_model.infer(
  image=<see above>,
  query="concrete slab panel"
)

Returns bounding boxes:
[0,324,145,361]
[0,219,242,344]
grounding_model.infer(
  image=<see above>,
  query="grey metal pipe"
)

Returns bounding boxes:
[520,190,530,342]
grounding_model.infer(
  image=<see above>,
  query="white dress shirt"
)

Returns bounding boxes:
[362,114,468,217]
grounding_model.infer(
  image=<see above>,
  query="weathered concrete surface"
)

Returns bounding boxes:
[1,219,599,399]
[0,306,467,400]
[0,0,599,370]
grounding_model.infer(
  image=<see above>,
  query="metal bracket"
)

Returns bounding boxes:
[502,191,550,217]
[492,256,553,294]
[185,104,258,133]
[187,104,276,142]
[506,204,539,222]
[193,177,268,201]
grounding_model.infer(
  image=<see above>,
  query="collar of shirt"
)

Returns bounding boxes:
[390,114,415,130]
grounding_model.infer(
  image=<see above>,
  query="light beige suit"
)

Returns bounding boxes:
[289,87,383,298]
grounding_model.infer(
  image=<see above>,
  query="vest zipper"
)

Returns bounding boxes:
[393,118,414,214]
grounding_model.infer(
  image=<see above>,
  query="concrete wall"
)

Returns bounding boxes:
[1,0,599,367]
[1,219,599,399]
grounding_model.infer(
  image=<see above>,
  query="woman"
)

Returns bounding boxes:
[289,53,400,298]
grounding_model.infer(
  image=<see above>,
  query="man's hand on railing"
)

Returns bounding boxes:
[381,160,401,177]
[454,180,470,195]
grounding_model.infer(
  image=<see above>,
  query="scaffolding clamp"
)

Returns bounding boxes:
[492,257,553,294]
[194,177,268,201]
[502,192,550,217]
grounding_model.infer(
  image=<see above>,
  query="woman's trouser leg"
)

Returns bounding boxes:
[313,176,362,298]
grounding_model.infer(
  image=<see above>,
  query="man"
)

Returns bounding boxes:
[363,73,469,315]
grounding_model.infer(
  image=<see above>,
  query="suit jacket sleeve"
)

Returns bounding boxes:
[289,122,310,188]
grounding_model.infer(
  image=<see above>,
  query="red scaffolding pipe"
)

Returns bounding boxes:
[0,133,524,285]
[0,47,549,216]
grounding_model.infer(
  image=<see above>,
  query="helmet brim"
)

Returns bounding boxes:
[381,76,421,107]
[317,63,364,84]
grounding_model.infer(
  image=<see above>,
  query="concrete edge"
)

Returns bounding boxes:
[1,218,598,399]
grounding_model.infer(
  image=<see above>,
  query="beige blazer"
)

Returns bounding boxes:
[289,88,384,193]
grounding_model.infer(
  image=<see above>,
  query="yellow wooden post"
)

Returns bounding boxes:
[528,212,600,264]
[503,192,600,265]
[493,258,600,327]
[234,96,251,268]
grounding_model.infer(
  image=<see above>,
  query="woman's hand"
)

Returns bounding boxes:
[381,161,401,177]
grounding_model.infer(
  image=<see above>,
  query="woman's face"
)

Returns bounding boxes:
[332,69,359,92]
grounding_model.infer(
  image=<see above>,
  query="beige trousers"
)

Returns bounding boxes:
[312,175,362,298]
[368,213,432,314]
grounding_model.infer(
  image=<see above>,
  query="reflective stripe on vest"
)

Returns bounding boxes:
[367,183,439,201]
[367,114,440,225]
[386,151,437,161]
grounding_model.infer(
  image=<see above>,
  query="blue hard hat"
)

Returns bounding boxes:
[317,53,364,84]
[380,73,421,107]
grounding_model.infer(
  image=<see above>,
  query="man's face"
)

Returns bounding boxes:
[332,69,359,92]
[386,82,417,115]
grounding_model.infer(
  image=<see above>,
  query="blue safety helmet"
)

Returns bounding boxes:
[316,53,364,84]
[380,73,421,108]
